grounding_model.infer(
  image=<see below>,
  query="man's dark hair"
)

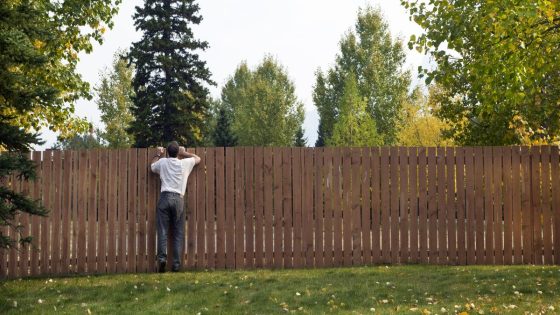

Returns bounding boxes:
[167,141,179,158]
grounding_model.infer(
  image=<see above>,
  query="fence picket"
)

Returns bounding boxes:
[427,148,437,264]
[361,148,372,265]
[88,150,99,273]
[541,146,553,264]
[380,147,390,263]
[20,154,31,277]
[446,147,457,265]
[126,149,137,273]
[323,148,334,267]
[186,147,197,269]
[418,148,428,264]
[437,147,447,265]
[520,147,532,263]
[263,148,274,268]
[207,148,216,269]
[253,148,264,268]
[244,147,254,268]
[314,148,324,267]
[107,150,118,273]
[456,148,466,265]
[371,148,381,264]
[273,147,283,268]
[399,147,409,264]
[474,147,485,264]
[292,148,303,268]
[304,148,315,268]
[351,148,362,265]
[215,147,226,269]
[196,147,206,268]
[502,147,513,265]
[342,148,352,267]
[492,147,504,265]
[531,146,542,264]
[283,147,293,268]
[483,147,494,265]
[98,150,108,273]
[136,149,147,272]
[551,146,560,264]
[512,147,523,264]
[409,148,419,263]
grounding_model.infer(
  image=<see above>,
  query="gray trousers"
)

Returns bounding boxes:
[156,191,185,269]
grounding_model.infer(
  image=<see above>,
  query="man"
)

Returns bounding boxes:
[150,141,201,272]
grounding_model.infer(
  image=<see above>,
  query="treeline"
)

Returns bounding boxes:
[56,3,455,149]
[55,1,559,150]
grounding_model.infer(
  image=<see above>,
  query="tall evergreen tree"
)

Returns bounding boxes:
[212,106,237,147]
[327,74,382,147]
[128,0,214,147]
[314,6,410,146]
[293,126,307,147]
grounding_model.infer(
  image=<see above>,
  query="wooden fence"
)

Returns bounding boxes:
[1,146,559,279]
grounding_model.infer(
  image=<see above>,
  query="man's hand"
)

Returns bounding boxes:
[178,146,201,165]
[156,147,165,156]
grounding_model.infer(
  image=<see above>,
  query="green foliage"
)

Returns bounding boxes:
[0,0,119,249]
[52,126,103,150]
[397,86,453,146]
[327,75,382,147]
[211,105,237,147]
[0,0,120,135]
[128,0,214,147]
[402,0,560,145]
[96,50,134,148]
[293,126,307,147]
[314,6,411,146]
[221,56,305,146]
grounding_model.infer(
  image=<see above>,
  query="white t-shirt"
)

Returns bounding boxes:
[150,157,196,196]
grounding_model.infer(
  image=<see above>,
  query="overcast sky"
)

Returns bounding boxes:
[38,0,427,149]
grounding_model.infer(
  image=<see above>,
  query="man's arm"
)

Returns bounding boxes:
[178,146,201,165]
[150,147,165,173]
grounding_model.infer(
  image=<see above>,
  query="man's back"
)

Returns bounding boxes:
[151,157,196,196]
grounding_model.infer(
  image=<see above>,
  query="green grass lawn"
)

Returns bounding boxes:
[1,265,559,314]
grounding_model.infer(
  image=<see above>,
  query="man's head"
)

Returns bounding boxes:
[167,141,179,158]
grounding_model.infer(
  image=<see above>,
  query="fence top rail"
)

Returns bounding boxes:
[25,144,560,155]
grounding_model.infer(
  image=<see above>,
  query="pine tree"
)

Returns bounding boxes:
[293,126,307,147]
[212,107,237,147]
[128,0,214,147]
[327,74,382,147]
